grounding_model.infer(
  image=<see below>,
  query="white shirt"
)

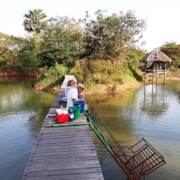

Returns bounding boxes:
[65,86,73,99]
[67,88,78,108]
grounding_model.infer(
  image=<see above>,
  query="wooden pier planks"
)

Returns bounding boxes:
[22,126,104,180]
[21,75,104,180]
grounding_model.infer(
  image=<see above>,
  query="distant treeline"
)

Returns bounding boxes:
[0,9,180,88]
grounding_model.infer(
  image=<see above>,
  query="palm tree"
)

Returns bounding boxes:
[23,9,47,33]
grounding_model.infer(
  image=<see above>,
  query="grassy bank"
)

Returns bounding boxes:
[1,60,180,94]
[69,59,143,94]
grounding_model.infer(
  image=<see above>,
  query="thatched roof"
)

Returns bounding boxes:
[140,48,173,63]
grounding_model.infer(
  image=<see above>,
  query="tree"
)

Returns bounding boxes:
[83,10,146,62]
[37,16,83,67]
[0,33,19,68]
[161,42,180,69]
[23,9,47,33]
[17,37,41,70]
[21,9,48,70]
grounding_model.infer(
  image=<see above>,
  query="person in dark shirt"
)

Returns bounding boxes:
[77,83,85,100]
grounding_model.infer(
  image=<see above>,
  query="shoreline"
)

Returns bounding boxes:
[1,69,180,94]
[83,76,180,95]
[83,82,144,95]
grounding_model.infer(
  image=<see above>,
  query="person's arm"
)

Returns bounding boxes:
[72,98,77,102]
[78,93,85,101]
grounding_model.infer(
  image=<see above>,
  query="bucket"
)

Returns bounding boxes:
[68,106,80,120]
[73,101,85,113]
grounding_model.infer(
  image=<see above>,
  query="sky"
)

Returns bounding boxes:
[0,0,180,52]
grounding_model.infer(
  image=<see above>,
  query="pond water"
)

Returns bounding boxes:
[0,78,180,180]
[85,81,180,180]
[0,78,57,180]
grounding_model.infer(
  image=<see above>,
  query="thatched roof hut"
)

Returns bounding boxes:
[140,48,173,63]
[140,48,173,71]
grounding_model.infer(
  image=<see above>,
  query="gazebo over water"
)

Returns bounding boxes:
[140,48,173,84]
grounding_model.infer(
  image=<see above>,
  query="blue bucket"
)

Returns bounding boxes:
[73,101,85,113]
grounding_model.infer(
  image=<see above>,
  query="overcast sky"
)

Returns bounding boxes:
[0,0,179,52]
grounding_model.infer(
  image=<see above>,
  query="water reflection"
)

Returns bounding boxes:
[141,84,168,118]
[1,78,180,180]
[86,81,180,180]
[0,78,57,180]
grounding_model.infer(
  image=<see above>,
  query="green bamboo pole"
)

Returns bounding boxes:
[46,122,91,127]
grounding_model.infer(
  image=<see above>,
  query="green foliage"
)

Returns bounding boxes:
[43,63,68,80]
[37,16,82,68]
[5,8,180,90]
[126,47,146,68]
[17,37,41,70]
[70,59,141,85]
[0,33,20,68]
[69,59,143,94]
[82,10,146,62]
[161,43,180,70]
[1,9,148,78]
[34,62,68,90]
[23,9,47,33]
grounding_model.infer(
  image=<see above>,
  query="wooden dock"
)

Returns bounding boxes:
[21,75,104,180]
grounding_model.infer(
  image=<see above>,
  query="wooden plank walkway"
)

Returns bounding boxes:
[21,75,104,180]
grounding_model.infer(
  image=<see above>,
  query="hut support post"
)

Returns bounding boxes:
[156,66,158,86]
[164,64,166,85]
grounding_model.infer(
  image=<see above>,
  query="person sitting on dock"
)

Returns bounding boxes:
[77,83,85,101]
[59,79,77,107]
[65,79,77,99]
[67,85,78,108]
[67,83,85,108]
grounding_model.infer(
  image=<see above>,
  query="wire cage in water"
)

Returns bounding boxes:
[86,111,166,180]
[111,138,166,180]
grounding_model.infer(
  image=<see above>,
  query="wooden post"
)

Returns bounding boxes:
[144,72,146,86]
[144,85,146,107]
[164,64,166,85]
[156,65,158,86]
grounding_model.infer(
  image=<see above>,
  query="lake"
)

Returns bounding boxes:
[0,78,180,180]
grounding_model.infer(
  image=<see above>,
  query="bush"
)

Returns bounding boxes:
[34,63,68,90]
